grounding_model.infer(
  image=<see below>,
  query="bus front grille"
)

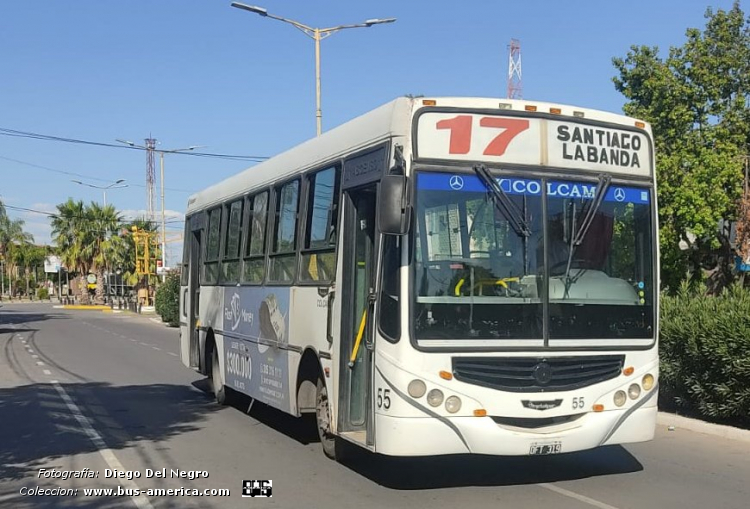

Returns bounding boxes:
[452,355,625,392]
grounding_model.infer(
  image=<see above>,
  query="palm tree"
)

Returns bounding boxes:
[86,203,122,304]
[51,199,90,303]
[0,199,34,297]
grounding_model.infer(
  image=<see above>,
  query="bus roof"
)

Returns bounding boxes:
[187,96,651,214]
[187,96,414,213]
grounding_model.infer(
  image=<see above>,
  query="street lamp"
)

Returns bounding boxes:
[230,2,396,136]
[71,179,127,206]
[116,139,203,279]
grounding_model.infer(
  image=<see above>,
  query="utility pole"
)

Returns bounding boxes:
[145,137,157,221]
[507,38,522,99]
[117,138,200,280]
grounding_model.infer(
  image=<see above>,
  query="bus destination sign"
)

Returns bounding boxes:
[416,112,652,176]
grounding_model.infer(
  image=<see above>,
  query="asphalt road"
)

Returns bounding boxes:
[1,303,749,509]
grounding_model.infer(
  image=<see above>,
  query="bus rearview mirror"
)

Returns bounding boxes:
[379,175,411,236]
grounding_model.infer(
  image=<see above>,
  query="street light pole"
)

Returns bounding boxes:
[71,179,128,206]
[230,3,396,137]
[160,152,167,279]
[314,28,322,136]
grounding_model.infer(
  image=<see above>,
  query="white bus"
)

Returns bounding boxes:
[179,96,659,460]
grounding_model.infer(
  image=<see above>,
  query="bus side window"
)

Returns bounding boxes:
[202,207,222,285]
[269,180,300,283]
[181,217,190,286]
[242,191,269,284]
[301,166,340,283]
[221,199,243,284]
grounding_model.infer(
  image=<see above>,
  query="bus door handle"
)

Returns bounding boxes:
[326,287,335,343]
[364,290,376,351]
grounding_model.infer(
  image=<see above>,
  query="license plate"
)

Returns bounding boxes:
[529,441,562,455]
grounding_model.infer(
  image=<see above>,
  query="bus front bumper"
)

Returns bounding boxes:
[373,403,656,457]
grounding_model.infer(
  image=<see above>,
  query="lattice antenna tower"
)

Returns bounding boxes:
[145,137,157,221]
[507,38,522,99]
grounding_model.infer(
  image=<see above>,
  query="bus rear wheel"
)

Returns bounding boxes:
[210,345,228,405]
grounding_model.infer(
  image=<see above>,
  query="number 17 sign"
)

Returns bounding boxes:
[416,112,542,165]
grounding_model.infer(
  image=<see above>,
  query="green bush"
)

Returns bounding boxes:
[155,273,180,327]
[660,283,750,425]
[37,287,49,300]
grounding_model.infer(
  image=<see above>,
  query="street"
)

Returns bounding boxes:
[1,304,749,509]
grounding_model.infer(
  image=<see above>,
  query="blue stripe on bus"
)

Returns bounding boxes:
[416,173,649,204]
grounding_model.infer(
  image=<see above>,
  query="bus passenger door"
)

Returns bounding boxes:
[338,184,377,441]
[188,229,202,369]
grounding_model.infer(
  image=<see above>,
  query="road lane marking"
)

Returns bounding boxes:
[139,342,150,346]
[43,369,51,375]
[538,483,621,509]
[36,361,45,366]
[32,355,39,359]
[168,352,178,357]
[51,381,154,509]
[152,347,161,351]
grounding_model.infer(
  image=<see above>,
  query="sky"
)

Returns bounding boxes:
[0,0,742,265]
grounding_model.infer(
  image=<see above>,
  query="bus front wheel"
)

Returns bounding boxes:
[316,377,347,460]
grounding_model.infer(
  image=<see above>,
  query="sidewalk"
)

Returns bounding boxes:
[657,411,750,443]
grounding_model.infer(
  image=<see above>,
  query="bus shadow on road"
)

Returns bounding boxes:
[343,445,644,489]
[206,386,320,445]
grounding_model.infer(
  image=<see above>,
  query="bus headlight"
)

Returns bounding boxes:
[614,391,627,407]
[445,396,462,413]
[408,379,427,398]
[427,389,444,407]
[628,384,641,400]
[642,374,655,391]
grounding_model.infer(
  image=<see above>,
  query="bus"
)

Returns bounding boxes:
[179,96,659,460]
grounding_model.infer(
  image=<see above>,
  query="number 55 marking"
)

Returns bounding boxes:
[377,388,391,410]
[436,115,530,156]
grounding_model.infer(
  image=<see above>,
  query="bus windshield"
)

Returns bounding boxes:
[412,171,654,342]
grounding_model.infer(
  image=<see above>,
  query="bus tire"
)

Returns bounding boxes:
[211,344,228,405]
[316,377,344,460]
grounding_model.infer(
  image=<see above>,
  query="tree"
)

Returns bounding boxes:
[86,203,122,303]
[0,199,34,296]
[612,1,750,291]
[51,199,90,303]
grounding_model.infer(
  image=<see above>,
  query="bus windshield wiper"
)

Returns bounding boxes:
[562,173,612,295]
[472,164,531,238]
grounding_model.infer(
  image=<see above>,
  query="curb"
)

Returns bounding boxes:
[657,411,750,443]
[62,305,112,310]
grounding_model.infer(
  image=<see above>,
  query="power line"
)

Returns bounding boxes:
[0,155,195,194]
[0,127,269,162]
[2,203,184,226]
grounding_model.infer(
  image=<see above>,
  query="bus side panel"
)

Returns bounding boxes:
[219,286,294,415]
[287,286,334,413]
[199,285,224,373]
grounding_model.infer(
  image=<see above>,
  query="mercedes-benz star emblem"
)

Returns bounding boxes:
[449,175,464,190]
[614,188,626,202]
[532,362,553,385]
